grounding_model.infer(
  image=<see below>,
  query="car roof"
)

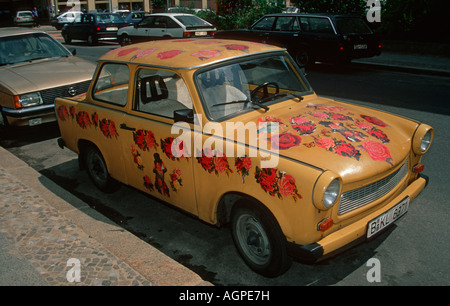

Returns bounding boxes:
[262,13,362,18]
[99,39,283,69]
[0,27,46,38]
[148,13,199,17]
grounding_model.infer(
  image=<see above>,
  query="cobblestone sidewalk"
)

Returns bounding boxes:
[0,168,151,286]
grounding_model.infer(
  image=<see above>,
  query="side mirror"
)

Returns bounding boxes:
[174,109,194,124]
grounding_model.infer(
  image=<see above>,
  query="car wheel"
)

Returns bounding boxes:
[87,34,97,46]
[63,33,72,44]
[119,34,132,46]
[294,49,310,67]
[231,201,292,277]
[84,145,120,193]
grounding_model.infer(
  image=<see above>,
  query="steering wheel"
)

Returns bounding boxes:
[250,82,280,102]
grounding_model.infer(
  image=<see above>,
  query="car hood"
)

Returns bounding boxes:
[236,95,419,184]
[0,56,95,95]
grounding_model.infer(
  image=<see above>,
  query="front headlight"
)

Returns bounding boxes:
[323,179,340,208]
[14,92,43,108]
[313,171,342,210]
[412,124,433,155]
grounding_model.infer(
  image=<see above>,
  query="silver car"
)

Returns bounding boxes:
[13,11,34,26]
[117,13,216,46]
[0,28,96,128]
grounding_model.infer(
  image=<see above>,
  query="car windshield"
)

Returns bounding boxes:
[0,33,72,66]
[175,15,211,27]
[196,53,311,120]
[335,17,373,35]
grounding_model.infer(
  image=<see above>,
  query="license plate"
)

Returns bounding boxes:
[367,197,410,238]
[107,27,118,31]
[29,118,42,126]
[354,44,368,50]
[195,31,207,36]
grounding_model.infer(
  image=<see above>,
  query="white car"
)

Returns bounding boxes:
[54,11,82,30]
[14,11,34,26]
[117,13,216,46]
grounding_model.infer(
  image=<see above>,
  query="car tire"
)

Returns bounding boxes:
[294,49,310,67]
[63,33,72,44]
[84,145,120,193]
[87,34,97,46]
[231,201,292,277]
[119,34,132,46]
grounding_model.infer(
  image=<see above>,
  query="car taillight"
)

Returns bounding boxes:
[210,30,217,36]
[183,32,193,38]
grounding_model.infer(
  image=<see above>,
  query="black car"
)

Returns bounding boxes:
[62,13,127,45]
[215,13,382,66]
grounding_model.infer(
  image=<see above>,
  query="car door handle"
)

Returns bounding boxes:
[119,123,136,131]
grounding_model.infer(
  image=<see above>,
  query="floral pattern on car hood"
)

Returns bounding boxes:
[247,96,419,183]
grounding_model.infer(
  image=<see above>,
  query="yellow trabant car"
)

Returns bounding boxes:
[55,39,433,277]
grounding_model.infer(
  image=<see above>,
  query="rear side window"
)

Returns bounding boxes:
[300,17,334,34]
[93,63,129,107]
[274,16,300,31]
[335,17,373,35]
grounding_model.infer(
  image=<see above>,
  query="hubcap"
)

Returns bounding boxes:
[236,214,271,265]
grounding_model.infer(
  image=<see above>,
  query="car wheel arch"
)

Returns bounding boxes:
[215,192,292,235]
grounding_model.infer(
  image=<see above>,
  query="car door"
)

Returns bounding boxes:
[146,16,174,39]
[70,14,92,40]
[266,15,301,48]
[298,16,339,60]
[130,16,154,42]
[118,66,198,215]
[248,15,277,43]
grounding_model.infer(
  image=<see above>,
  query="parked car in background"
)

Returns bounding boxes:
[0,28,96,129]
[56,39,432,277]
[13,11,34,26]
[117,13,216,46]
[62,13,127,45]
[215,13,382,67]
[123,11,150,25]
[52,11,83,30]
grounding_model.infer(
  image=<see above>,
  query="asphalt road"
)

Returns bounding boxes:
[2,39,449,286]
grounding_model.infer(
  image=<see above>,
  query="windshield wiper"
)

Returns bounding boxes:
[213,99,270,111]
[259,92,304,104]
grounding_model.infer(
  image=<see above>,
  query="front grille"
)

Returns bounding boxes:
[40,80,91,105]
[338,160,409,215]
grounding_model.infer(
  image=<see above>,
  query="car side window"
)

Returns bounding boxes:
[253,16,276,30]
[274,16,300,31]
[135,68,193,118]
[139,16,154,28]
[300,17,334,34]
[93,63,129,107]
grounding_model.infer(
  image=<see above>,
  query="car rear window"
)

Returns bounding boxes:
[18,12,33,17]
[174,15,211,27]
[335,17,373,35]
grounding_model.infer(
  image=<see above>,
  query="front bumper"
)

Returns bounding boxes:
[287,174,428,264]
[1,104,56,127]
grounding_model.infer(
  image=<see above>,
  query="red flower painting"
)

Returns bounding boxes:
[191,49,221,61]
[360,140,393,165]
[224,44,249,53]
[360,115,387,127]
[157,50,183,60]
[270,132,302,150]
[254,167,302,201]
